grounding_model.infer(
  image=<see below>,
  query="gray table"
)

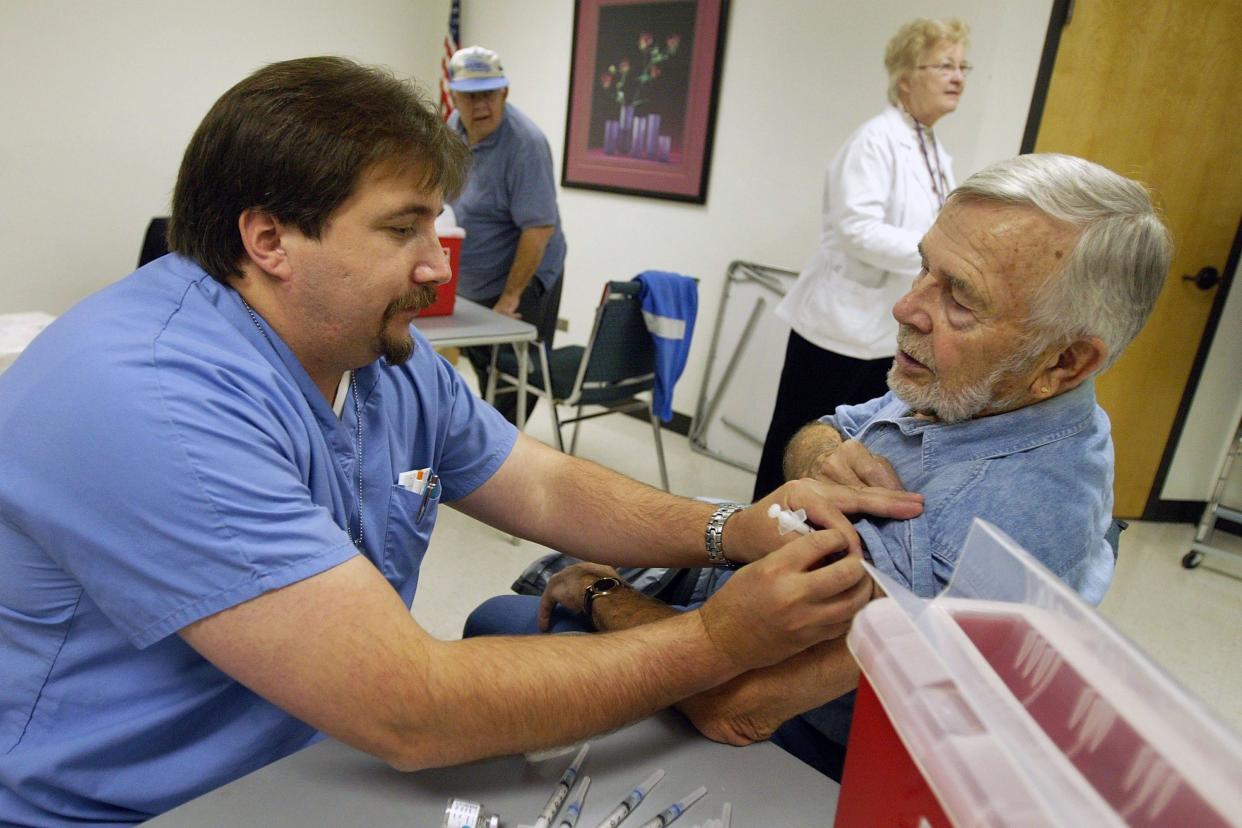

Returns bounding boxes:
[415,298,538,430]
[149,712,839,826]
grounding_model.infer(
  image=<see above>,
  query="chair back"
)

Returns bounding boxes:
[571,281,657,406]
[138,217,170,267]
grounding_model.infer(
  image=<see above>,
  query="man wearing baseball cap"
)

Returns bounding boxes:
[447,45,567,424]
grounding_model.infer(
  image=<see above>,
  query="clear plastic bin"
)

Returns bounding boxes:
[836,519,1242,827]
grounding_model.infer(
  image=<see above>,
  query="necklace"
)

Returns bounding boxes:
[240,298,364,550]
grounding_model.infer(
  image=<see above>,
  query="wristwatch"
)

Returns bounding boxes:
[583,576,621,624]
[705,503,746,568]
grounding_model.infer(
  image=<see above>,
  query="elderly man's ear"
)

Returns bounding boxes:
[1031,336,1108,399]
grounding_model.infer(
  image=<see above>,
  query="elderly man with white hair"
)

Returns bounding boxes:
[471,152,1172,779]
[776,151,1170,605]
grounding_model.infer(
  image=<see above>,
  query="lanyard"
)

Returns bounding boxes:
[914,123,950,209]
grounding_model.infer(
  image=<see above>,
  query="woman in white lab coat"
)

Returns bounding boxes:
[753,17,971,500]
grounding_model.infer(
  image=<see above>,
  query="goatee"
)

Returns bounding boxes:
[376,284,438,365]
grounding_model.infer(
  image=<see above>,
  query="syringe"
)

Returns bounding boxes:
[533,743,590,828]
[555,775,591,828]
[767,503,813,535]
[635,785,707,828]
[592,768,664,828]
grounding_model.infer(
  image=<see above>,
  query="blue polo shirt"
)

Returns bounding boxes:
[448,103,567,300]
[0,254,517,825]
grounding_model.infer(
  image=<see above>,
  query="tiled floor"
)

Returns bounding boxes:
[1097,519,1242,730]
[413,370,1242,736]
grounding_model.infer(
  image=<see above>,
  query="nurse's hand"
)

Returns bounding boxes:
[696,529,872,672]
[721,478,923,564]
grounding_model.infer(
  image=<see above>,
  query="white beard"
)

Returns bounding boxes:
[887,328,1033,423]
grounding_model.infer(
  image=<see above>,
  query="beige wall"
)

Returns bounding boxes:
[7,0,1233,504]
[0,0,1051,369]
[456,0,1052,422]
[0,0,442,315]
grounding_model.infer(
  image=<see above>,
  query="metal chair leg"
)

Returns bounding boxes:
[569,405,584,456]
[548,402,566,452]
[535,343,565,452]
[650,403,670,492]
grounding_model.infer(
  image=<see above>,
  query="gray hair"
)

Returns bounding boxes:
[884,18,969,106]
[948,153,1172,372]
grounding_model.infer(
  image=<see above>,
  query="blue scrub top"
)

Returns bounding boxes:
[0,254,517,825]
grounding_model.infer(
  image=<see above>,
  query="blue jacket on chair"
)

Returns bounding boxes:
[633,271,697,421]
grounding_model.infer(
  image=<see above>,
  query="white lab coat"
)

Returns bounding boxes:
[777,105,954,360]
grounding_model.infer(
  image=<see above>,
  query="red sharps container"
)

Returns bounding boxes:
[835,520,1242,827]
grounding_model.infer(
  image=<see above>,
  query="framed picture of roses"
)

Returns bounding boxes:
[561,0,729,203]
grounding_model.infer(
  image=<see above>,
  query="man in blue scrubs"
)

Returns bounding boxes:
[0,57,923,825]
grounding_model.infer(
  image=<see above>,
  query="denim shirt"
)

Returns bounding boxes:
[828,380,1116,604]
[799,381,1116,747]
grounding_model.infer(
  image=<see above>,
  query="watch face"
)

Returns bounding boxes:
[589,577,620,595]
[585,577,621,619]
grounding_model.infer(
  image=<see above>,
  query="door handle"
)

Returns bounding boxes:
[1182,266,1220,290]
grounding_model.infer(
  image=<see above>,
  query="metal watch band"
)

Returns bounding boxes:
[705,503,746,568]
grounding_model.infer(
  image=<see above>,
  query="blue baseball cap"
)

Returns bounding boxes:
[448,46,509,92]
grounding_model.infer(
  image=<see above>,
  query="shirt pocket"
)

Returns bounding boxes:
[380,483,440,590]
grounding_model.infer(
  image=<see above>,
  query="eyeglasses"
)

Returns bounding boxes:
[918,62,973,77]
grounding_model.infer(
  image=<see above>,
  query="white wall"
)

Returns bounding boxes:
[458,0,1053,420]
[0,0,443,316]
[1162,255,1242,505]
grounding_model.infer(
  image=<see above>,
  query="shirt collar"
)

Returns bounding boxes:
[885,104,920,149]
[196,263,379,424]
[863,381,1100,470]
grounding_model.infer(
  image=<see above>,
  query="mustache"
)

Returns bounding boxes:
[896,326,936,371]
[384,284,439,319]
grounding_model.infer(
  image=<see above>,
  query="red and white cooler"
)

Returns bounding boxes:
[836,520,1242,827]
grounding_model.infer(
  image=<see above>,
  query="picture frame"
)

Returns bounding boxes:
[561,0,729,204]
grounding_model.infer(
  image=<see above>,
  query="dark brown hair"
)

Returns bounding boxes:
[168,56,470,282]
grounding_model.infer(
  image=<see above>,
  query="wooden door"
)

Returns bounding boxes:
[1033,0,1242,517]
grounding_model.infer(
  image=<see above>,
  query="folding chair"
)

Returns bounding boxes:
[138,217,170,267]
[493,280,670,490]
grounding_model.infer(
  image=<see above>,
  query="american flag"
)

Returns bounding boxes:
[439,0,461,121]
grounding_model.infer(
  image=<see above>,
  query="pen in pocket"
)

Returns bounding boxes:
[417,473,440,522]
